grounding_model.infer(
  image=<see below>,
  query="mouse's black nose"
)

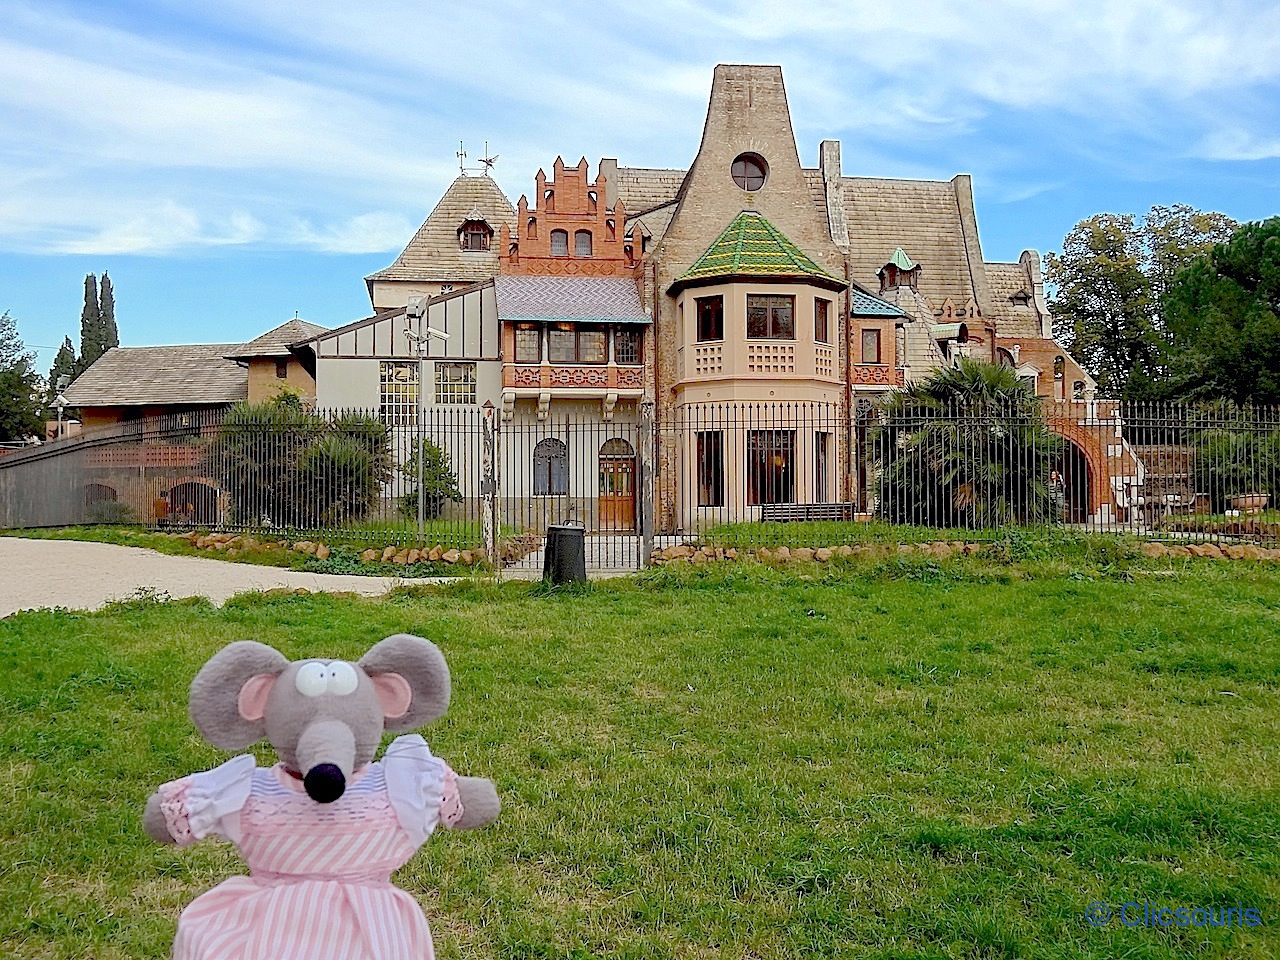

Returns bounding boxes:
[303,763,346,803]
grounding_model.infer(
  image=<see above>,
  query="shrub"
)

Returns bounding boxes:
[399,437,463,520]
[204,397,391,527]
[1193,427,1280,512]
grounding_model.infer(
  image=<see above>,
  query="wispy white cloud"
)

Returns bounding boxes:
[1195,131,1280,162]
[0,0,1276,257]
[289,212,419,254]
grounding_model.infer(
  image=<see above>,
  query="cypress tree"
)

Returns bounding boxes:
[77,274,101,374]
[99,272,119,350]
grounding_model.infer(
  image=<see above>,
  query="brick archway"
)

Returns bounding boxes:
[1047,416,1112,518]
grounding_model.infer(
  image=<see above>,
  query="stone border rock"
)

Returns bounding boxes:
[650,539,1280,565]
[167,531,497,568]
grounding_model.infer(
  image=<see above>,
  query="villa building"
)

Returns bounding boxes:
[295,64,1130,529]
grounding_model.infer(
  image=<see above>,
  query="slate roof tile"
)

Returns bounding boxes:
[63,345,248,406]
[493,275,650,324]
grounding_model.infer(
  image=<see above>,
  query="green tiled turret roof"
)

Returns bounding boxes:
[673,211,845,289]
[887,247,916,271]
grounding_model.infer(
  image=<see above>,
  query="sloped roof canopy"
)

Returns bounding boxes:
[670,211,846,293]
[64,345,248,406]
[494,275,651,324]
[225,318,328,359]
[850,285,907,318]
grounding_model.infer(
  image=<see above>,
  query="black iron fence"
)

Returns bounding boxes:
[3,399,1280,568]
[655,398,1280,544]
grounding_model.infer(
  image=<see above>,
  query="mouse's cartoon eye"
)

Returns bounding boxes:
[294,662,329,697]
[328,661,359,696]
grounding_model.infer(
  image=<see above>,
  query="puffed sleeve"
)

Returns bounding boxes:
[155,754,256,847]
[383,734,464,846]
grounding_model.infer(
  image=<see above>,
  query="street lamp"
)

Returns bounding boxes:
[404,296,449,543]
[54,375,70,440]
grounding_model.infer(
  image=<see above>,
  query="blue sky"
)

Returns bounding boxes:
[3,0,1279,374]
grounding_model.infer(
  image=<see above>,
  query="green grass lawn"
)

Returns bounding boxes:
[2,561,1278,958]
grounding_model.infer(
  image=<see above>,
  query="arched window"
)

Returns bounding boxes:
[1054,356,1065,380]
[544,189,555,213]
[533,438,568,496]
[550,230,569,257]
[600,437,633,458]
[526,216,537,239]
[574,230,592,257]
[587,190,598,213]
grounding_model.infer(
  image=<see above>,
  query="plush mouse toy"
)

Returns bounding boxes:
[143,634,499,960]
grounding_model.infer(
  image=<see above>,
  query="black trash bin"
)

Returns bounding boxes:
[543,524,586,584]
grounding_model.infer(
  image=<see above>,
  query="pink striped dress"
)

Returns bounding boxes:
[156,734,465,960]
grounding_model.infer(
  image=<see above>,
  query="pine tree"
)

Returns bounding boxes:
[99,272,118,350]
[47,336,77,405]
[76,274,101,375]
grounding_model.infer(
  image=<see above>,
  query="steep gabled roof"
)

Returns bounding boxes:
[841,177,980,309]
[671,211,845,292]
[225,318,328,358]
[63,345,247,406]
[366,174,517,284]
[985,260,1046,338]
[613,167,686,213]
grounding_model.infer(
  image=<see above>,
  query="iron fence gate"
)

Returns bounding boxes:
[3,399,1280,567]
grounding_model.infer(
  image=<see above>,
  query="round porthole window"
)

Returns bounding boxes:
[731,152,767,191]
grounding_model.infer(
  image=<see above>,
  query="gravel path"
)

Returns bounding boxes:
[0,538,449,618]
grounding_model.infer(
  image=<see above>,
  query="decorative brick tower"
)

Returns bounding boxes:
[499,157,636,276]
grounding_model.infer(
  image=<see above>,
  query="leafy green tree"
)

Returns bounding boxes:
[0,310,45,442]
[873,358,1062,527]
[1161,217,1280,405]
[399,437,463,519]
[1046,205,1237,398]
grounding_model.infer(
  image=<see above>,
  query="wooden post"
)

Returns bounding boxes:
[638,399,655,567]
[482,401,498,573]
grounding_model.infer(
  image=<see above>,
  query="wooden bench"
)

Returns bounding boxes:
[758,502,858,523]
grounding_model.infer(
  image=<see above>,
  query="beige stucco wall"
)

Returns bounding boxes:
[316,358,381,410]
[316,357,502,413]
[673,280,843,406]
[246,358,315,404]
[369,280,460,312]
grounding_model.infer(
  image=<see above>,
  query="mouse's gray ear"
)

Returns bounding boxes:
[189,641,290,749]
[358,634,451,731]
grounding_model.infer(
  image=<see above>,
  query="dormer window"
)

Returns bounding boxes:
[459,219,491,251]
[878,248,921,293]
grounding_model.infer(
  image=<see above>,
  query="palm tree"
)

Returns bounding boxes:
[873,358,1062,527]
